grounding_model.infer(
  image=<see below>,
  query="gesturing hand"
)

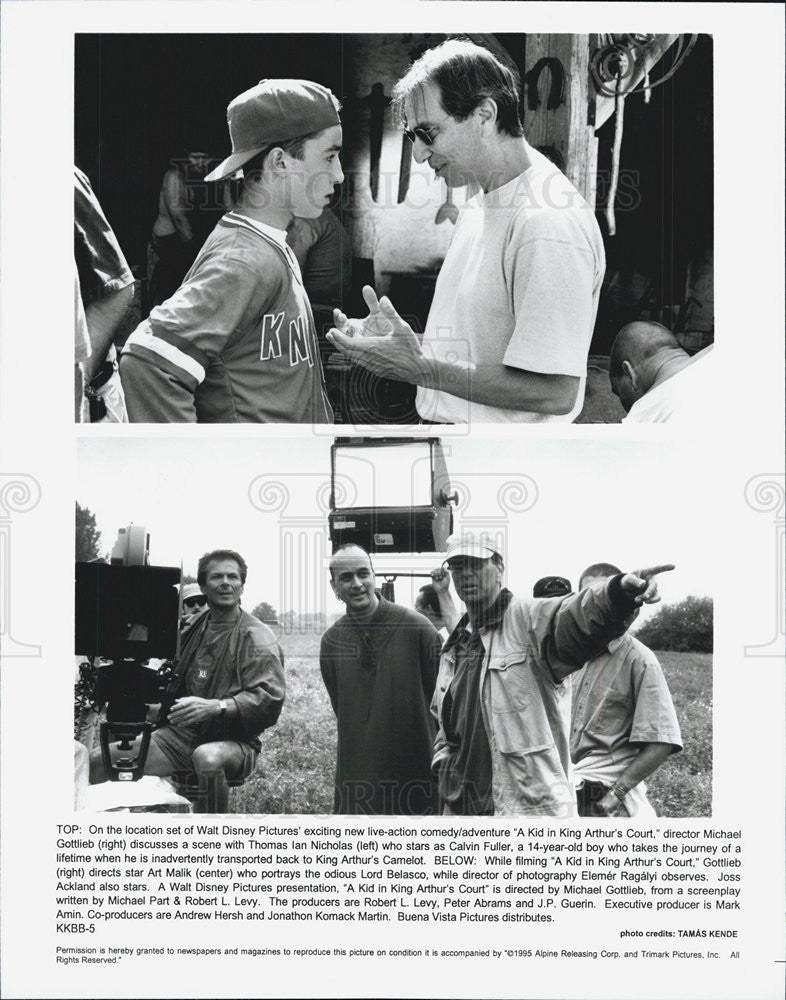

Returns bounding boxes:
[327,285,427,383]
[620,564,676,605]
[331,284,393,340]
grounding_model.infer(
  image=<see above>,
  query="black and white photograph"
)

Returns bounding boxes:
[74,436,712,818]
[74,31,714,426]
[0,2,784,999]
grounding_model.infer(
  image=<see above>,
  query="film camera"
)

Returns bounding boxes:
[329,437,455,553]
[328,437,456,600]
[75,525,182,781]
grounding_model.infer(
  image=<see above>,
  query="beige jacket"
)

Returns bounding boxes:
[432,580,636,816]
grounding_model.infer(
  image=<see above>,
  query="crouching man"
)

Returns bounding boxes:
[90,549,285,812]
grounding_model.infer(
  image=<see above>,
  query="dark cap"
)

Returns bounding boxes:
[205,78,340,182]
[532,576,572,598]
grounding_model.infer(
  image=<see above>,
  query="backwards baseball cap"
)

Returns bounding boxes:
[205,78,341,182]
[444,530,503,562]
[532,576,572,598]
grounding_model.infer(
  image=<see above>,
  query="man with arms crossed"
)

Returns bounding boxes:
[328,40,605,423]
[121,79,342,423]
[320,545,441,815]
[90,549,285,813]
[570,562,682,817]
[431,530,674,816]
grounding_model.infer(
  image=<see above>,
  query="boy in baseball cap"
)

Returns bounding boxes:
[121,79,343,424]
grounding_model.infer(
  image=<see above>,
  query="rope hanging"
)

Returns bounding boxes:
[604,74,626,237]
[592,34,698,236]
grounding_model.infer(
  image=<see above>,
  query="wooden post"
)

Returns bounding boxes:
[522,34,598,207]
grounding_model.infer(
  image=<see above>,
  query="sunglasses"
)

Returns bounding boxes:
[402,114,451,147]
[183,596,207,609]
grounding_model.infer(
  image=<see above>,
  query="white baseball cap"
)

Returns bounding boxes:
[444,530,503,562]
[178,582,203,602]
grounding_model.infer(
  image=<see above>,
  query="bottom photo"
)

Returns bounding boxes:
[74,435,712,819]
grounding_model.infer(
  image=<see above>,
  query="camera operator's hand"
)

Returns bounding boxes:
[168,696,220,727]
[430,567,451,594]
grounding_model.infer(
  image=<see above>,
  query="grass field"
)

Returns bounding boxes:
[644,651,712,817]
[231,629,336,815]
[231,633,712,818]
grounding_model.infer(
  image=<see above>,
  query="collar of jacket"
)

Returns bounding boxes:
[175,606,245,679]
[442,588,514,655]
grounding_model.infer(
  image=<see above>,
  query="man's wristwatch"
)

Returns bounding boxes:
[611,783,628,803]
[218,699,229,715]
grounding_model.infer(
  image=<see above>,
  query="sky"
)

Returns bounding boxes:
[77,434,714,623]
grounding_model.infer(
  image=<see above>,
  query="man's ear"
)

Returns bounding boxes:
[475,96,499,129]
[621,359,638,392]
[265,147,288,172]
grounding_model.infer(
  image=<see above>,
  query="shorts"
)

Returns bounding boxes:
[151,725,257,780]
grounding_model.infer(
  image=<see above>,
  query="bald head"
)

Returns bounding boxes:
[610,322,682,374]
[329,543,372,577]
[329,544,379,619]
[609,322,689,412]
[579,562,621,590]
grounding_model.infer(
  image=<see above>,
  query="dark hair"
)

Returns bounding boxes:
[392,39,524,138]
[197,549,248,586]
[416,584,441,616]
[579,563,621,588]
[240,134,309,183]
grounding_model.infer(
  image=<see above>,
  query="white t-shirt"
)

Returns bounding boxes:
[416,147,605,423]
[623,346,714,424]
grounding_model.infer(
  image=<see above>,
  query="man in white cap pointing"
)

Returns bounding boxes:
[121,79,343,423]
[431,529,674,816]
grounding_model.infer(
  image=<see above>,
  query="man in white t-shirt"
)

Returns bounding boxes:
[609,321,714,424]
[327,40,605,423]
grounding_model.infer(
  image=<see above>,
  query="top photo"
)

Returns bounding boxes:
[74,32,713,426]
